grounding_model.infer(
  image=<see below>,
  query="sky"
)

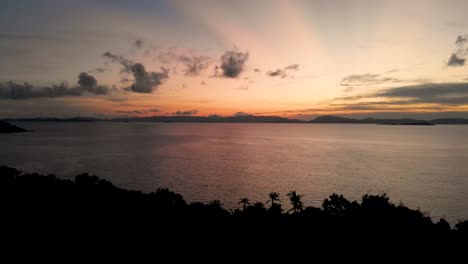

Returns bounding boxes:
[2,0,468,119]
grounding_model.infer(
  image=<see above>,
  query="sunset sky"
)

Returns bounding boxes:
[2,0,468,119]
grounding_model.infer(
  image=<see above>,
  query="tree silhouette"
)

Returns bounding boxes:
[455,220,468,235]
[287,191,303,214]
[1,165,467,247]
[252,201,265,209]
[322,193,352,217]
[266,192,280,208]
[238,198,250,211]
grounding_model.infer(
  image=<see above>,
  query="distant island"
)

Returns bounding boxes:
[310,115,442,125]
[0,121,28,133]
[380,121,435,126]
[310,116,435,125]
[2,115,468,124]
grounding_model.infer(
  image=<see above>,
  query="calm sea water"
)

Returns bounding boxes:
[2,122,468,223]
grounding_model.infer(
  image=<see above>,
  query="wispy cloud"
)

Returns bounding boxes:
[173,109,199,115]
[340,73,401,87]
[115,108,160,115]
[267,69,286,78]
[179,55,213,76]
[266,64,300,78]
[149,48,214,76]
[284,64,299,71]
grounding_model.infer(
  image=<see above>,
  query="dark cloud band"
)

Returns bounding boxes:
[338,82,468,107]
[0,73,110,100]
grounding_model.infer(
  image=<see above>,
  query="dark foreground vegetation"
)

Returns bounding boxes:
[1,166,467,254]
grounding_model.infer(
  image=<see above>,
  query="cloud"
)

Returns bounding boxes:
[267,64,299,78]
[148,48,213,76]
[447,54,465,67]
[103,52,134,72]
[455,35,467,46]
[78,72,111,95]
[103,52,169,93]
[178,55,213,76]
[267,69,286,78]
[254,68,261,72]
[341,74,401,87]
[219,50,249,78]
[134,39,143,49]
[116,108,160,115]
[447,35,468,67]
[78,72,98,90]
[339,82,468,106]
[285,64,299,70]
[0,73,110,100]
[173,109,198,115]
[375,82,468,105]
[343,87,355,93]
[89,67,107,73]
[126,63,169,93]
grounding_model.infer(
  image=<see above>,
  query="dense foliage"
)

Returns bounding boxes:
[1,166,467,252]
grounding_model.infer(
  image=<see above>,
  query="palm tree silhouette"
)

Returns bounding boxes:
[238,198,250,211]
[287,191,304,213]
[266,192,281,208]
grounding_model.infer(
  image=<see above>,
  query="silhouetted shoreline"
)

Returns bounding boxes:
[1,165,467,247]
[0,121,28,133]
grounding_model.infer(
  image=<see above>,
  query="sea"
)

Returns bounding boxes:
[2,122,468,223]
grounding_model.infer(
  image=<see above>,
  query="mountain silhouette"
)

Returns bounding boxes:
[3,115,468,124]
